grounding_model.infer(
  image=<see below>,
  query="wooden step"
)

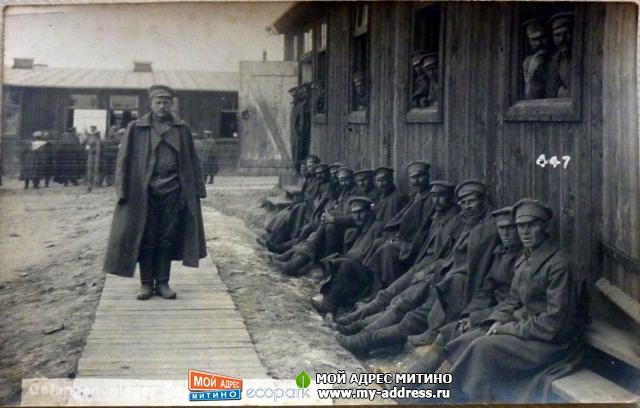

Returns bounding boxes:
[586,318,640,370]
[265,195,292,210]
[552,368,639,403]
[281,184,303,200]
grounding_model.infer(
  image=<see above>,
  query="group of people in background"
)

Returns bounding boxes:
[19,126,121,190]
[257,154,590,403]
[16,125,220,190]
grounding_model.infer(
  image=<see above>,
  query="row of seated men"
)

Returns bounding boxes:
[256,155,590,403]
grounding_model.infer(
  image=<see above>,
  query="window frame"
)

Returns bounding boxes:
[348,2,371,124]
[405,2,445,124]
[503,4,583,122]
[313,19,329,123]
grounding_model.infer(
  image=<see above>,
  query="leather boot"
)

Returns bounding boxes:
[406,344,444,373]
[407,330,437,348]
[282,254,310,276]
[271,248,296,262]
[311,294,337,314]
[268,239,297,254]
[336,331,374,358]
[137,257,155,300]
[154,251,177,299]
[335,296,385,326]
[335,319,367,335]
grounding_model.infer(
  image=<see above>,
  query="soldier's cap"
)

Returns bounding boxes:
[354,169,374,180]
[313,163,329,173]
[117,129,126,135]
[421,52,438,69]
[33,130,43,138]
[337,166,354,177]
[67,127,76,132]
[288,86,298,94]
[374,166,394,177]
[406,160,430,176]
[349,196,373,212]
[491,206,516,227]
[549,12,573,31]
[523,17,546,39]
[306,154,321,164]
[455,179,488,199]
[149,84,175,99]
[430,180,456,194]
[329,162,344,170]
[353,71,365,83]
[411,50,428,66]
[311,80,324,90]
[513,198,553,224]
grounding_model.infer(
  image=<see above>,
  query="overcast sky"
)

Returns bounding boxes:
[3,2,291,72]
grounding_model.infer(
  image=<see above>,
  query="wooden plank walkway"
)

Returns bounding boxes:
[77,258,268,380]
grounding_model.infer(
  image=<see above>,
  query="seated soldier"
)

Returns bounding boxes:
[258,155,321,248]
[332,180,462,327]
[415,199,590,403]
[370,167,409,225]
[335,180,498,357]
[267,162,334,253]
[400,206,522,362]
[272,166,360,275]
[310,196,385,313]
[361,161,433,296]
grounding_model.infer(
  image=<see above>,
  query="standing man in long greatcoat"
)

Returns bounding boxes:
[104,85,207,300]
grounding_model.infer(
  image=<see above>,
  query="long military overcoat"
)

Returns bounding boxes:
[103,113,207,277]
[445,238,590,402]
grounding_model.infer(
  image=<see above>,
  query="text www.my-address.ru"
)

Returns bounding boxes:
[317,387,450,401]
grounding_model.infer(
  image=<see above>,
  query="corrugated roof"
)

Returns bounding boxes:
[3,66,239,92]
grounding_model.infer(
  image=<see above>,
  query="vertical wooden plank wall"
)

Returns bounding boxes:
[602,3,640,299]
[306,2,611,287]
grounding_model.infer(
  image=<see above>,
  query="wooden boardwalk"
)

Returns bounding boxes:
[77,258,268,380]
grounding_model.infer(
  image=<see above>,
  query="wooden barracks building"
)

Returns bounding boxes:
[1,59,241,173]
[271,1,640,400]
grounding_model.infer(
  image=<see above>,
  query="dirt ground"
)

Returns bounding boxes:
[0,178,375,406]
[0,180,112,404]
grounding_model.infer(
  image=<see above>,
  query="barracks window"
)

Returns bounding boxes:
[406,2,444,123]
[313,21,328,117]
[350,3,370,115]
[505,3,583,121]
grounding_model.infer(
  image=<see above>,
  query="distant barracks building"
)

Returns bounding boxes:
[1,59,241,173]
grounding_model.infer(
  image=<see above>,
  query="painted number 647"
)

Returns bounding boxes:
[536,155,571,169]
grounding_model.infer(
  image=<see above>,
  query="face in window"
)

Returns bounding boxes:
[553,25,572,53]
[150,96,173,119]
[516,218,548,250]
[457,192,487,218]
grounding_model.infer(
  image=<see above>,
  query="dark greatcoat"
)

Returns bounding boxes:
[20,140,53,181]
[319,214,385,308]
[445,238,590,403]
[103,113,207,278]
[373,186,409,226]
[364,190,434,288]
[431,242,522,345]
[387,210,499,334]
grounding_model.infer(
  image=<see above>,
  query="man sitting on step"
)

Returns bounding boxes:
[335,180,498,357]
[410,199,590,403]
